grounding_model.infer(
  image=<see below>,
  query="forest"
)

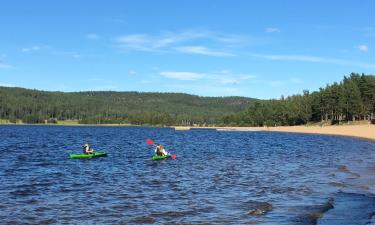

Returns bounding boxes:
[0,88,255,125]
[223,73,375,126]
[0,73,374,126]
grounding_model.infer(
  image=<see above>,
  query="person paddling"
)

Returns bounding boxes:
[155,144,169,156]
[82,143,94,154]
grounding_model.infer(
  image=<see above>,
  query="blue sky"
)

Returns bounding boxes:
[0,1,374,99]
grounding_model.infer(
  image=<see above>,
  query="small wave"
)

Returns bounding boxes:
[128,216,156,224]
[329,181,346,188]
[247,202,273,216]
[291,199,334,225]
[151,209,199,219]
[318,192,375,225]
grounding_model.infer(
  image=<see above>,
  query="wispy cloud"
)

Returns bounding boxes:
[356,44,368,52]
[114,30,248,55]
[175,46,234,57]
[21,45,41,52]
[0,56,12,69]
[53,51,81,58]
[115,34,157,52]
[0,62,12,69]
[268,80,285,87]
[128,70,137,76]
[289,78,302,84]
[212,70,256,85]
[0,82,16,87]
[159,70,256,85]
[85,33,100,40]
[250,53,375,68]
[160,71,205,81]
[266,27,281,33]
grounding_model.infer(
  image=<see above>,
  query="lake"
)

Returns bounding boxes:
[1,125,375,224]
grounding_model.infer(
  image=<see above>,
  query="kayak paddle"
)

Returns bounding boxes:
[146,138,155,145]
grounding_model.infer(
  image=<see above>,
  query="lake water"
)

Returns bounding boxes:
[1,125,375,224]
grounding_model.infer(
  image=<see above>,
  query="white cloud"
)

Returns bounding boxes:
[266,27,281,33]
[85,33,100,40]
[211,70,256,85]
[115,31,209,51]
[128,70,137,75]
[356,45,368,52]
[175,46,234,57]
[0,82,16,87]
[289,78,302,84]
[0,62,12,69]
[250,53,375,68]
[160,71,205,81]
[154,70,259,97]
[115,34,157,51]
[140,79,152,84]
[114,30,248,55]
[219,78,240,85]
[159,70,256,85]
[53,51,81,58]
[268,80,285,87]
[21,45,41,52]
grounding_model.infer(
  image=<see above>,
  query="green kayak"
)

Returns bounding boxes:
[152,155,170,160]
[152,154,176,160]
[69,152,108,159]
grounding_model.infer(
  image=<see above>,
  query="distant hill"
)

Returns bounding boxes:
[0,86,257,125]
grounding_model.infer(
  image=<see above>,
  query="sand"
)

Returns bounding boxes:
[246,124,375,141]
[176,124,375,141]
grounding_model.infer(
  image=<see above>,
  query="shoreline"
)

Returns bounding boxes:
[1,121,374,141]
[175,124,375,142]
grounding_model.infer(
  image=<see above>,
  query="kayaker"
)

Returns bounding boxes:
[82,143,94,154]
[155,144,168,156]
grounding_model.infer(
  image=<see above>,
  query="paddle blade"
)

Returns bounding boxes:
[146,138,154,145]
[170,154,177,159]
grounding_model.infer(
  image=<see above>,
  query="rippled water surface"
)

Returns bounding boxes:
[1,125,375,224]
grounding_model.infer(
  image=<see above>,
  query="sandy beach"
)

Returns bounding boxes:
[176,124,375,141]
[256,124,375,141]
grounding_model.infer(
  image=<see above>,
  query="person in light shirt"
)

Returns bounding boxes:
[155,144,169,156]
[82,143,94,154]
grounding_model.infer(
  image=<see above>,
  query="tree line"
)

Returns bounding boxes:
[1,73,374,126]
[223,73,375,126]
[0,88,254,125]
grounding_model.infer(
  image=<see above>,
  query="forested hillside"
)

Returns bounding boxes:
[0,88,255,125]
[1,73,374,127]
[223,73,375,126]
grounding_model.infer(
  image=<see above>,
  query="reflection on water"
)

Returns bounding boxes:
[0,125,374,224]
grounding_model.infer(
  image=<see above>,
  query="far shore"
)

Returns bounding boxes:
[1,120,375,141]
[175,124,375,142]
